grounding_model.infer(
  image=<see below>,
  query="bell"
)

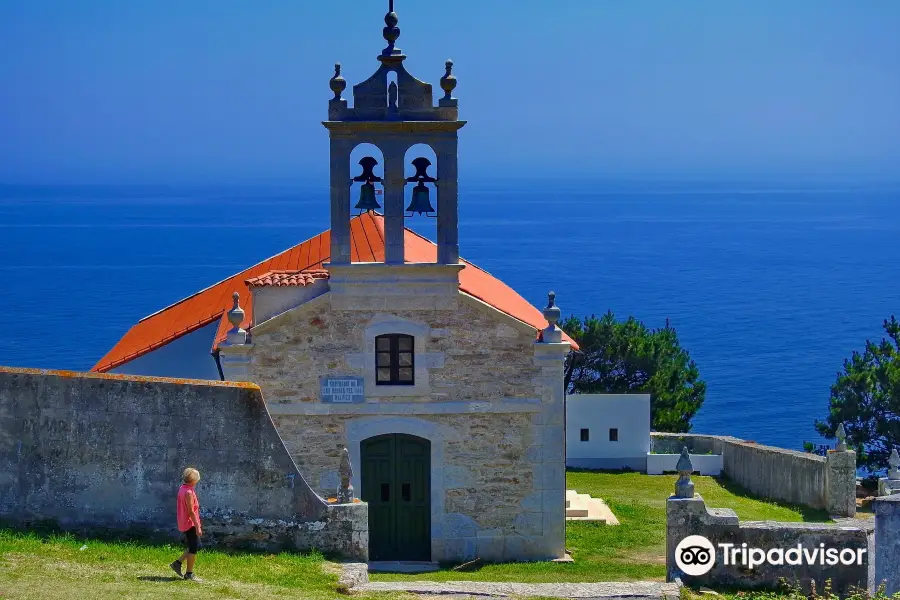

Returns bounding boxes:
[354,182,381,212]
[405,182,436,216]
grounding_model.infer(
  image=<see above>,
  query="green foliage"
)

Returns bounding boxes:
[715,578,900,600]
[561,311,706,433]
[815,315,900,473]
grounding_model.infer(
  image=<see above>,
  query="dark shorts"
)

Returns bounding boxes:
[182,526,200,554]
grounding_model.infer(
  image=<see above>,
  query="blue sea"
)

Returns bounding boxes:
[1,182,897,451]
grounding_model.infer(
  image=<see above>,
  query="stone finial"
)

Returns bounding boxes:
[543,291,560,327]
[330,63,346,100]
[540,291,563,344]
[382,0,401,56]
[675,447,695,498]
[338,447,355,504]
[440,59,457,100]
[889,448,900,481]
[226,292,247,344]
[836,423,847,452]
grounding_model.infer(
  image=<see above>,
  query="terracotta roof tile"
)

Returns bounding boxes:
[92,212,575,373]
[246,269,330,288]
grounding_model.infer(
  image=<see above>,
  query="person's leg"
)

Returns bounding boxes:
[184,528,200,580]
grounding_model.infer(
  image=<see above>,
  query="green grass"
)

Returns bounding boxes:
[371,470,832,584]
[0,472,834,595]
[0,529,395,600]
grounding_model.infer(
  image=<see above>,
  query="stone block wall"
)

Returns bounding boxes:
[246,294,543,405]
[667,494,870,595]
[0,367,367,560]
[652,433,856,516]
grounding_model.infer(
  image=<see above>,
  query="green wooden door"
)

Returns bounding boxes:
[360,434,431,561]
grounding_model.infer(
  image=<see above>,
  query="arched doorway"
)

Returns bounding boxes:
[360,433,431,561]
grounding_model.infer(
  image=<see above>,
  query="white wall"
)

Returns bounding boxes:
[565,393,650,471]
[109,320,222,380]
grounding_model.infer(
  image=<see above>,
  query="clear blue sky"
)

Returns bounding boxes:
[1,1,898,184]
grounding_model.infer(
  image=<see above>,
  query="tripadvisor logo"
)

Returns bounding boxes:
[675,535,867,576]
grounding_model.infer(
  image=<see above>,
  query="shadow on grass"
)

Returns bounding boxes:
[137,575,182,582]
[565,467,641,475]
[0,519,332,560]
[712,475,832,522]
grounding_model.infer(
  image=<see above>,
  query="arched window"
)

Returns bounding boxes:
[375,334,414,385]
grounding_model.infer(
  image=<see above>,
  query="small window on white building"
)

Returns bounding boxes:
[580,428,589,442]
[609,428,619,442]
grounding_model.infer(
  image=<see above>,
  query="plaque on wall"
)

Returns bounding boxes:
[320,376,365,403]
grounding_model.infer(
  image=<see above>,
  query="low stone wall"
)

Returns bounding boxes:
[667,493,870,594]
[0,367,367,560]
[647,453,723,476]
[652,433,855,517]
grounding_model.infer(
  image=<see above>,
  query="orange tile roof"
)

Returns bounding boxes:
[92,212,576,373]
[246,269,330,288]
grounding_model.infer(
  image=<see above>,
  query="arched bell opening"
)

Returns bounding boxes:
[349,143,385,216]
[403,143,438,242]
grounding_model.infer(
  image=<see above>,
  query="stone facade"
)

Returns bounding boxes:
[220,287,569,563]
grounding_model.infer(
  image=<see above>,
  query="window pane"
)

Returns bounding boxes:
[377,368,391,382]
[398,352,412,366]
[398,336,412,351]
[376,337,391,351]
[580,428,589,442]
[398,368,413,382]
[377,352,392,367]
[609,428,618,442]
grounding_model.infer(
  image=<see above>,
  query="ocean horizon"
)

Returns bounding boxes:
[1,181,897,452]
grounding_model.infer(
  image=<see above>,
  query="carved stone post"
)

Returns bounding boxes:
[338,447,355,504]
[675,447,695,499]
[825,423,856,516]
[218,292,252,382]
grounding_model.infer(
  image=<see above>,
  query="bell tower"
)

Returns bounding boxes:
[324,1,465,269]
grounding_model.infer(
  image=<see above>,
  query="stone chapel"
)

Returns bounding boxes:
[93,4,575,563]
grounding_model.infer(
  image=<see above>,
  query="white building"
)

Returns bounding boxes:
[566,394,651,471]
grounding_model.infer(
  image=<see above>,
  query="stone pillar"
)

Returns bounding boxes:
[218,292,252,382]
[531,292,571,560]
[434,138,459,265]
[874,494,900,595]
[878,448,900,496]
[329,137,352,265]
[825,427,857,516]
[383,142,406,264]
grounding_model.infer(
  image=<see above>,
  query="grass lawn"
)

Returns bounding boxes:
[371,470,832,584]
[0,529,397,600]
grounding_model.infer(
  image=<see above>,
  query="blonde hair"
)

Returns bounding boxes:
[182,468,201,484]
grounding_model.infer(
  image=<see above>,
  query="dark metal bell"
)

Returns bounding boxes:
[355,182,381,212]
[405,182,435,216]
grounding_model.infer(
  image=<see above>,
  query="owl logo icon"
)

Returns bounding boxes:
[675,535,716,576]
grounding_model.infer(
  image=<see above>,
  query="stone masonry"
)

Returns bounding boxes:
[220,287,569,563]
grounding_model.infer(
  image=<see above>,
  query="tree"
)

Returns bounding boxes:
[815,315,900,473]
[561,311,706,433]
